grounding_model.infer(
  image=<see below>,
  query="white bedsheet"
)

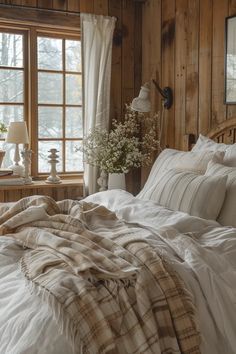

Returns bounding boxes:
[0,237,72,354]
[0,190,235,354]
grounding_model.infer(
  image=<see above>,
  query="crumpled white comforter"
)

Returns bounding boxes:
[0,190,235,354]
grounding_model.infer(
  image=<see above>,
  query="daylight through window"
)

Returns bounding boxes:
[0,25,83,176]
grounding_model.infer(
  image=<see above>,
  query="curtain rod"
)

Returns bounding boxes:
[0,4,80,16]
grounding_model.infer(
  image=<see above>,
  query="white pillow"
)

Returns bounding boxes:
[140,168,227,220]
[192,134,228,152]
[205,160,236,227]
[137,148,224,199]
[192,134,236,167]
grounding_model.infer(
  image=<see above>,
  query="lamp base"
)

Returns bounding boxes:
[8,164,25,177]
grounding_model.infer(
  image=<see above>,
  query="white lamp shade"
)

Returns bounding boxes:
[5,121,29,144]
[131,82,151,113]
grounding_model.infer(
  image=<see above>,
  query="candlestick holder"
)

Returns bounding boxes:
[21,147,33,185]
[45,148,61,184]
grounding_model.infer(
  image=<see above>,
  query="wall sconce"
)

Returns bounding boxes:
[152,80,173,109]
[130,83,151,112]
[131,80,173,112]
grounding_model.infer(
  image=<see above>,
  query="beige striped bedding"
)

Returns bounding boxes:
[0,196,201,354]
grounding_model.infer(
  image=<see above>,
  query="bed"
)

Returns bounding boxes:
[0,120,236,354]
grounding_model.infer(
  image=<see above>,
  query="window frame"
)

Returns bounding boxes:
[0,13,82,178]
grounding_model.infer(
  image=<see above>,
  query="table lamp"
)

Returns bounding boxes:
[5,121,29,176]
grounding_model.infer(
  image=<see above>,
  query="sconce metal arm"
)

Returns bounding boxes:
[152,79,173,109]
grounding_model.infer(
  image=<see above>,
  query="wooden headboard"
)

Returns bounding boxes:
[207,117,236,143]
[188,117,236,149]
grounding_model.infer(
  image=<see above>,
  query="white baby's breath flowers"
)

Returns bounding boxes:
[78,104,159,173]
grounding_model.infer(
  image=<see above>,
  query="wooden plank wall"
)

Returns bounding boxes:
[0,0,142,194]
[2,0,235,192]
[142,0,236,157]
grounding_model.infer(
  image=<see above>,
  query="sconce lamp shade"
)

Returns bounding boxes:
[131,80,173,111]
[131,83,151,113]
[5,121,29,144]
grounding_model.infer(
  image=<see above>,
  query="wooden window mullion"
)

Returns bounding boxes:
[30,27,38,177]
[62,37,66,173]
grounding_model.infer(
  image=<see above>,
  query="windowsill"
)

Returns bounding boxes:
[0,177,84,190]
[33,174,84,181]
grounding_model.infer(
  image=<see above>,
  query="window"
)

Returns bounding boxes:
[0,24,83,176]
[0,31,25,168]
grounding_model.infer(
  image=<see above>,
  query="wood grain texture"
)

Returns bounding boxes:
[174,0,188,150]
[142,0,236,154]
[212,0,228,126]
[185,0,199,136]
[0,179,83,202]
[198,0,212,135]
[79,0,94,13]
[0,7,81,28]
[161,0,175,148]
[207,116,236,142]
[121,0,135,108]
[109,0,122,122]
[37,0,53,9]
[227,0,236,119]
[66,0,80,12]
[52,0,67,11]
[94,0,108,15]
[141,0,162,186]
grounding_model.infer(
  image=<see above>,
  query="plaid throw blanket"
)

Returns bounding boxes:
[0,196,201,354]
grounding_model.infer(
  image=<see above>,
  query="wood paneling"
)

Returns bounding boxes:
[162,0,175,149]
[142,0,236,159]
[1,0,234,193]
[141,0,162,185]
[0,179,83,202]
[198,0,212,135]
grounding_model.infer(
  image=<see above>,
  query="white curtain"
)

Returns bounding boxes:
[81,13,116,195]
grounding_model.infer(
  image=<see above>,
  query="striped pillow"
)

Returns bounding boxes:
[205,160,236,226]
[140,168,227,220]
[137,148,224,199]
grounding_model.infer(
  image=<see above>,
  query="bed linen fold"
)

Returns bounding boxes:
[0,196,200,354]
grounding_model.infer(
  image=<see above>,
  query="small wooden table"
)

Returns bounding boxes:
[0,178,84,203]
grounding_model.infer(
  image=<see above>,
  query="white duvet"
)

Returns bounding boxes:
[0,190,235,354]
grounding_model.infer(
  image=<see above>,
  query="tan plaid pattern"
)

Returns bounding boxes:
[0,196,201,354]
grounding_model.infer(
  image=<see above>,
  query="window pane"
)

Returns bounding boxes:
[37,37,62,70]
[38,107,63,138]
[0,141,15,169]
[38,72,63,104]
[0,69,23,102]
[0,105,23,127]
[38,141,62,173]
[66,107,82,138]
[65,40,81,72]
[66,74,82,104]
[66,140,83,172]
[0,33,23,67]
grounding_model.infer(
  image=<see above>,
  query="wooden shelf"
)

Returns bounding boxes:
[0,178,84,202]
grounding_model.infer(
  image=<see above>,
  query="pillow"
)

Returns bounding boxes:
[192,134,236,167]
[192,134,228,152]
[205,160,236,227]
[137,148,224,199]
[140,168,227,220]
